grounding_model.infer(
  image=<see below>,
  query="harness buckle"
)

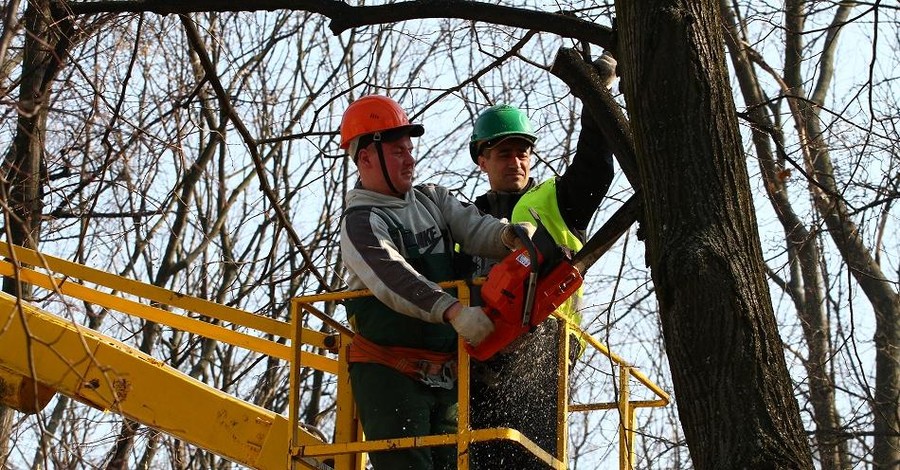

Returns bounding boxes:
[415,360,457,389]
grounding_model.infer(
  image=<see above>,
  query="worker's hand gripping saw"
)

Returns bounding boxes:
[466,195,642,361]
[466,209,582,361]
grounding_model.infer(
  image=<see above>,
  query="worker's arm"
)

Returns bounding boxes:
[555,111,614,235]
[418,184,511,260]
[555,53,618,236]
[341,209,457,324]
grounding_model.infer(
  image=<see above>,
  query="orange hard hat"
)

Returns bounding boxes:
[339,95,424,149]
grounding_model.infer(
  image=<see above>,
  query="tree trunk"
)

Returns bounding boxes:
[616,0,814,467]
[781,1,899,465]
[805,118,900,468]
[1,3,51,291]
[105,419,140,470]
[0,1,65,464]
[30,396,70,470]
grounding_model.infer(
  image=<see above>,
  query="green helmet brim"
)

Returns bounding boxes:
[469,133,536,163]
[469,105,537,163]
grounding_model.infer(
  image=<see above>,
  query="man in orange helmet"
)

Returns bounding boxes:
[338,95,533,469]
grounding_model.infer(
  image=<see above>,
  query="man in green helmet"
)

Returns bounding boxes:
[464,52,618,468]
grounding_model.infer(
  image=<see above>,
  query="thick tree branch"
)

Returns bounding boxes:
[56,0,613,47]
[326,1,612,46]
[550,47,639,188]
[56,0,348,16]
[550,48,644,264]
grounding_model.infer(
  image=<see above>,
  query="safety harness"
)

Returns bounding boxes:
[348,335,457,389]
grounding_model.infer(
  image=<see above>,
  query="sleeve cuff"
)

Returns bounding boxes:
[429,295,458,324]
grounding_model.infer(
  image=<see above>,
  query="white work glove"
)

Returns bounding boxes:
[593,50,618,90]
[448,306,495,346]
[500,221,537,251]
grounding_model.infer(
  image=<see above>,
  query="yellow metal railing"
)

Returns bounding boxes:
[291,283,670,470]
[0,241,669,469]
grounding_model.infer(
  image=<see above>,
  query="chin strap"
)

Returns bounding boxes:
[373,133,401,195]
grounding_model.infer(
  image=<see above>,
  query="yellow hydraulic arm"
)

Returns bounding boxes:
[0,291,331,469]
[0,241,335,470]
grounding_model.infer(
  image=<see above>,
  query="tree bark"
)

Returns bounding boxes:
[616,0,814,467]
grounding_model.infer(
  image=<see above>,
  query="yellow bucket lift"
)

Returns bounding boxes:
[0,241,668,469]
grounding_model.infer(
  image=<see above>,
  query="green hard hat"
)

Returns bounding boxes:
[469,105,537,163]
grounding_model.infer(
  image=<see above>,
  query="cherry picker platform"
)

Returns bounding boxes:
[0,240,668,469]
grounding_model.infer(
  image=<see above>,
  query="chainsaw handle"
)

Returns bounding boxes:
[511,224,540,326]
[508,225,538,270]
[509,224,538,268]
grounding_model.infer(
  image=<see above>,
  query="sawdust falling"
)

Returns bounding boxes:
[470,320,564,467]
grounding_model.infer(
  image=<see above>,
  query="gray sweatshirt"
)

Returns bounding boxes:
[341,183,509,324]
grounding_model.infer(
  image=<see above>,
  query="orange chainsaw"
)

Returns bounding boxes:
[465,194,640,361]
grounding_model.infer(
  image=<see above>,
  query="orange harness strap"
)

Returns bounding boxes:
[348,335,457,389]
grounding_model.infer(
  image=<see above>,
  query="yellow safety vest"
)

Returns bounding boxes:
[510,178,584,330]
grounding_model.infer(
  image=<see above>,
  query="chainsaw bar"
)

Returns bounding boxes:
[570,192,642,275]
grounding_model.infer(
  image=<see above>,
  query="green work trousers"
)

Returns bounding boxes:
[350,363,458,470]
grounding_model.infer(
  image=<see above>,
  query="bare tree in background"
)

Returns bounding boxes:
[0,0,98,464]
[1,0,898,468]
[722,1,900,467]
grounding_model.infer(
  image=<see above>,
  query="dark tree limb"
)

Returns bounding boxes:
[56,0,613,47]
[550,47,639,189]
[550,47,645,269]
